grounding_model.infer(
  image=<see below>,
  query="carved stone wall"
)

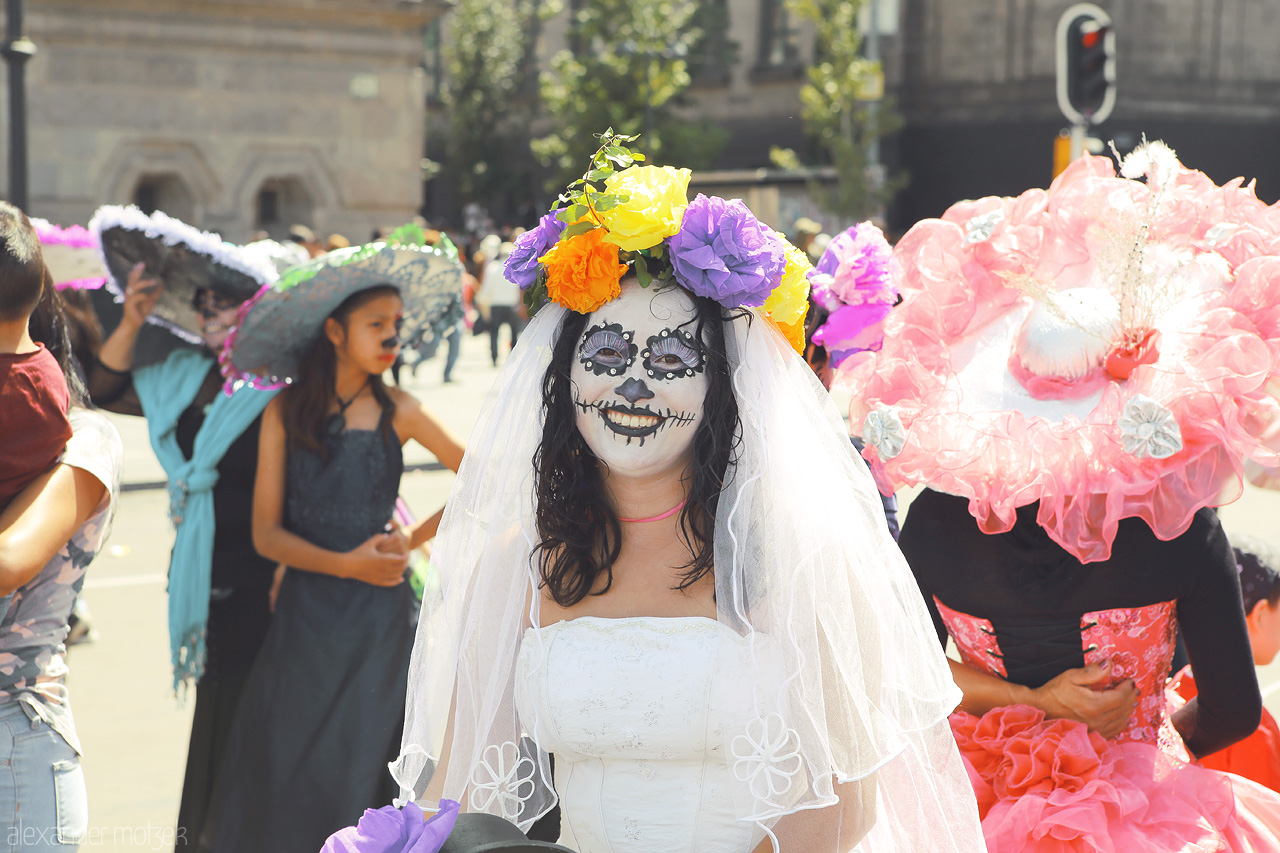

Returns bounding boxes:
[11,0,443,241]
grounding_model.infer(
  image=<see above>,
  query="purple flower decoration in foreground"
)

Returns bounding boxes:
[668,194,785,308]
[808,222,894,307]
[504,209,567,289]
[321,799,460,853]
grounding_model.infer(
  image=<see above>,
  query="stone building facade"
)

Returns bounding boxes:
[9,0,444,242]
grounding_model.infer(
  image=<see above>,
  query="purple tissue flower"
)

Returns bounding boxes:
[667,194,785,308]
[808,222,894,307]
[321,800,460,853]
[504,209,567,290]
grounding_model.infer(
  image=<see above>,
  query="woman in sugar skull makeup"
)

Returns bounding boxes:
[84,206,283,847]
[390,138,984,852]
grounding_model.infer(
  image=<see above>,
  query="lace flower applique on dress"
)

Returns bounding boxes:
[732,712,803,810]
[469,741,536,821]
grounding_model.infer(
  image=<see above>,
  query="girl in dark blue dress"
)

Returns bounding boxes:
[204,244,466,853]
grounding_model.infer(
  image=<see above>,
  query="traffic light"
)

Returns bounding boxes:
[1056,4,1116,125]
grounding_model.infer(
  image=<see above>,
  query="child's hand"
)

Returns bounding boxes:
[344,533,409,587]
[377,521,411,556]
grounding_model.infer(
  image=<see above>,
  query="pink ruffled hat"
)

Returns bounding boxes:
[842,141,1280,563]
[30,217,107,290]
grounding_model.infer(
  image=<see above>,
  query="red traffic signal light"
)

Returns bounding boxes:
[1056,4,1116,125]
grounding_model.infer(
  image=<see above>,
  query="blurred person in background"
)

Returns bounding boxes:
[1172,536,1280,793]
[473,240,522,366]
[288,224,324,259]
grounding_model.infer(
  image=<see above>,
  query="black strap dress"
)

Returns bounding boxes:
[201,421,416,853]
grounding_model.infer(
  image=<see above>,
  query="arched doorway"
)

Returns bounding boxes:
[132,173,197,223]
[253,177,315,241]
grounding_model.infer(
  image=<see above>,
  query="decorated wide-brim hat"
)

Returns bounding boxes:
[89,205,276,344]
[241,238,310,275]
[30,217,108,290]
[223,240,464,388]
[841,141,1280,563]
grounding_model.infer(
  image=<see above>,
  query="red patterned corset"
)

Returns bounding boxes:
[935,598,1182,750]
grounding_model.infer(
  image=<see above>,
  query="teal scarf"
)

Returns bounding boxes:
[134,349,279,691]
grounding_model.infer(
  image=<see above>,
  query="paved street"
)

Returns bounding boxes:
[66,329,1280,850]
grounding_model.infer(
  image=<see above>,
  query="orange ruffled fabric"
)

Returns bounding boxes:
[952,704,1280,852]
[843,155,1280,563]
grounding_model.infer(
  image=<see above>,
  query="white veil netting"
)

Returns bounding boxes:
[392,300,985,852]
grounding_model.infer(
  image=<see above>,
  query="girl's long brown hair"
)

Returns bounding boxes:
[279,285,398,459]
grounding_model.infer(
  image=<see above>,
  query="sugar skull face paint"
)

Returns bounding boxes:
[571,279,709,480]
[193,289,244,351]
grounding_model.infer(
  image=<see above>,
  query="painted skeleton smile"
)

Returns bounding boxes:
[202,320,231,336]
[575,398,696,444]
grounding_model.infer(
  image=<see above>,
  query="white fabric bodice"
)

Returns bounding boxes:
[514,616,764,853]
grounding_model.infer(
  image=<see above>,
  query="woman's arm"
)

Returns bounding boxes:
[251,398,409,586]
[0,463,107,595]
[1174,513,1262,757]
[755,776,877,853]
[950,658,1137,738]
[88,264,160,413]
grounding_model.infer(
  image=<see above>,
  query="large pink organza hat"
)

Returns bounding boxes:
[841,141,1280,563]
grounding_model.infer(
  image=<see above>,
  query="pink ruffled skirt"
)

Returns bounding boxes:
[951,705,1280,852]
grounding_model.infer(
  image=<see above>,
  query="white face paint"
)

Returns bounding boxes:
[194,290,244,352]
[571,279,709,481]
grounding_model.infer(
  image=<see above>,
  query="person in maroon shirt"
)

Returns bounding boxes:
[0,200,72,509]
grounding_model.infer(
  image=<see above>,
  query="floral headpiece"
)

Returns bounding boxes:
[806,222,896,367]
[503,131,811,352]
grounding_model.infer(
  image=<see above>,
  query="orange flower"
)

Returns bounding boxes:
[539,228,629,314]
[766,307,809,354]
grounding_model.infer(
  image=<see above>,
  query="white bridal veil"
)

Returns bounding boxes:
[392,302,984,852]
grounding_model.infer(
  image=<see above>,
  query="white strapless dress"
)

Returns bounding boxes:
[514,616,766,853]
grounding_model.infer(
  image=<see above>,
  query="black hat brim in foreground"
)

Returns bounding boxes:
[90,205,274,344]
[439,813,574,853]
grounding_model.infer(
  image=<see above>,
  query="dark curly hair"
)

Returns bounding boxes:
[533,290,744,607]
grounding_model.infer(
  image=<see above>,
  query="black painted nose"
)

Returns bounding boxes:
[615,377,654,404]
[381,335,400,350]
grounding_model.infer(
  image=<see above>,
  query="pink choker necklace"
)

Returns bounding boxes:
[618,499,687,524]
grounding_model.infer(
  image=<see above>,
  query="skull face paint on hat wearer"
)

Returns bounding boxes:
[192,288,245,351]
[571,279,707,480]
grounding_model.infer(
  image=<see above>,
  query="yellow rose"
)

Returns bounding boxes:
[597,165,692,252]
[762,238,812,327]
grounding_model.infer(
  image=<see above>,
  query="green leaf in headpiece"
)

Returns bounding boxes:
[388,222,427,247]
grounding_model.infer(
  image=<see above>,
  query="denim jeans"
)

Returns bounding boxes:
[442,322,462,381]
[487,305,525,364]
[0,700,86,851]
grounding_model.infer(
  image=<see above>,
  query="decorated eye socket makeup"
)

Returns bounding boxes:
[643,328,704,380]
[579,322,638,376]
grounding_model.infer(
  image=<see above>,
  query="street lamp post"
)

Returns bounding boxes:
[3,0,36,210]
